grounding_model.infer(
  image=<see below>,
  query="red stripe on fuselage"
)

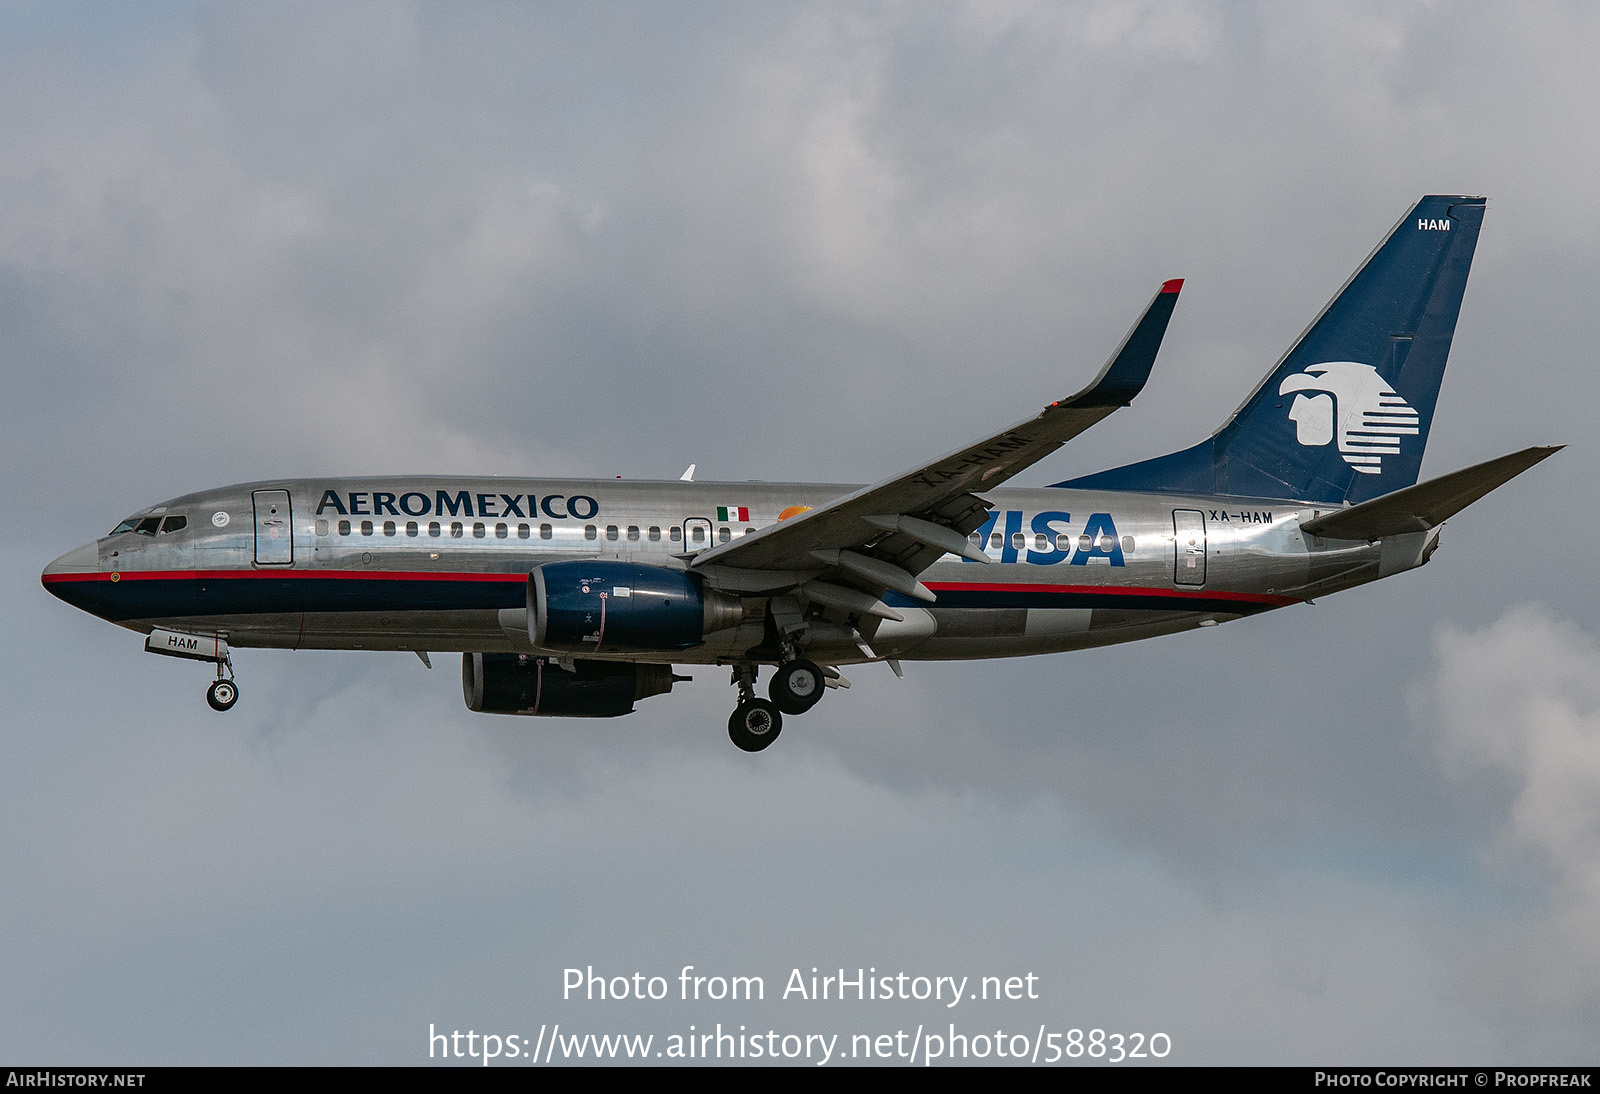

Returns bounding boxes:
[42,569,527,585]
[925,581,1299,608]
[41,570,1301,609]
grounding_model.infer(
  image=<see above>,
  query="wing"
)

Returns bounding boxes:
[689,280,1184,616]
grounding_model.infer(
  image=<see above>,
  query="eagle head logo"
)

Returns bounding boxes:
[1278,362,1419,475]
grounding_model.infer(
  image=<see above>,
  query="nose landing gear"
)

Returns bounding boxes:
[142,628,239,713]
[206,652,239,712]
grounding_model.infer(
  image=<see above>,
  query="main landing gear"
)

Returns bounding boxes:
[769,658,824,715]
[726,658,828,752]
[728,696,782,752]
[728,663,781,752]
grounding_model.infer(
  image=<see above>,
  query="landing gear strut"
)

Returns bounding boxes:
[728,662,781,752]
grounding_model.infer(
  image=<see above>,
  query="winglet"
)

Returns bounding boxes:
[1067,279,1183,409]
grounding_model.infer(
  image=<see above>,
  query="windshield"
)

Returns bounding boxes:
[109,513,187,536]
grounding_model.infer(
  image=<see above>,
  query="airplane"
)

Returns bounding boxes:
[42,195,1559,752]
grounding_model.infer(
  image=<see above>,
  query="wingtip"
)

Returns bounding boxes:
[1160,278,1184,295]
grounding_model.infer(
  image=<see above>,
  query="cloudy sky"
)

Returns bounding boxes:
[5,1,1599,1065]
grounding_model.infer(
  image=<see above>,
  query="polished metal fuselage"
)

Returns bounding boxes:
[43,476,1392,667]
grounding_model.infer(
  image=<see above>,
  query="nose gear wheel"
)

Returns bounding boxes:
[206,678,239,711]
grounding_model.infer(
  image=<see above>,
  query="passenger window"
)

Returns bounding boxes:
[1011,532,1025,549]
[135,517,161,536]
[969,532,983,548]
[1035,534,1047,551]
[451,522,464,538]
[690,526,704,544]
[160,515,187,534]
[1122,535,1135,554]
[1078,535,1091,551]
[495,523,508,539]
[540,524,553,540]
[473,522,486,538]
[719,527,731,543]
[383,521,396,536]
[671,527,682,542]
[606,525,619,541]
[338,519,352,536]
[361,520,374,536]
[627,526,640,541]
[744,527,755,537]
[648,526,661,541]
[406,521,419,537]
[315,519,329,537]
[585,525,597,540]
[990,532,1002,549]
[1056,533,1071,551]
[517,524,530,539]
[429,521,441,537]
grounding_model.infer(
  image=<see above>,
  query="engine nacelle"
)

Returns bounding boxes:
[462,653,682,718]
[529,561,742,654]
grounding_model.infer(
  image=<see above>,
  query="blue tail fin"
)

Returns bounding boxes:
[1054,196,1486,505]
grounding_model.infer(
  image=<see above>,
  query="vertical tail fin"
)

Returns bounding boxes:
[1055,196,1486,504]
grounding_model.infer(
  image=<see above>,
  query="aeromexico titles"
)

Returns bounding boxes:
[44,196,1559,751]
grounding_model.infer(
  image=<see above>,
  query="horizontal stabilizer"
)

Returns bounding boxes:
[1301,446,1561,540]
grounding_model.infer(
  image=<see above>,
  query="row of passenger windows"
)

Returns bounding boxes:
[309,520,1133,553]
[110,514,1129,554]
[314,519,757,544]
[975,531,1134,553]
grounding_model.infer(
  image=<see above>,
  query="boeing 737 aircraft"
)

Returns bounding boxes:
[43,196,1557,751]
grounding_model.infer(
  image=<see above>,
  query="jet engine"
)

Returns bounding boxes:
[462,653,683,718]
[528,561,743,654]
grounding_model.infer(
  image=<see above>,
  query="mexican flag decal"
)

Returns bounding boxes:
[716,505,749,522]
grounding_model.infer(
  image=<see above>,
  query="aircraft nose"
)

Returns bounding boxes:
[41,542,98,598]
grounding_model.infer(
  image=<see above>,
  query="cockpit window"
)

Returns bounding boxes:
[110,513,188,536]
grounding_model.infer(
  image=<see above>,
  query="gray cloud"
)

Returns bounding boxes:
[1419,606,1600,1050]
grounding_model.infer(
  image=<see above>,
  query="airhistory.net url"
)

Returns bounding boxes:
[428,1023,1171,1065]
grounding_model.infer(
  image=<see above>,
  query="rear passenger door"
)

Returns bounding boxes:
[1173,509,1206,586]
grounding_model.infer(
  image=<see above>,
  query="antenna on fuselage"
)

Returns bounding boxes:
[680,464,696,482]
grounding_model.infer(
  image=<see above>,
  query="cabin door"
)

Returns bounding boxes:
[1173,509,1206,586]
[253,490,294,566]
